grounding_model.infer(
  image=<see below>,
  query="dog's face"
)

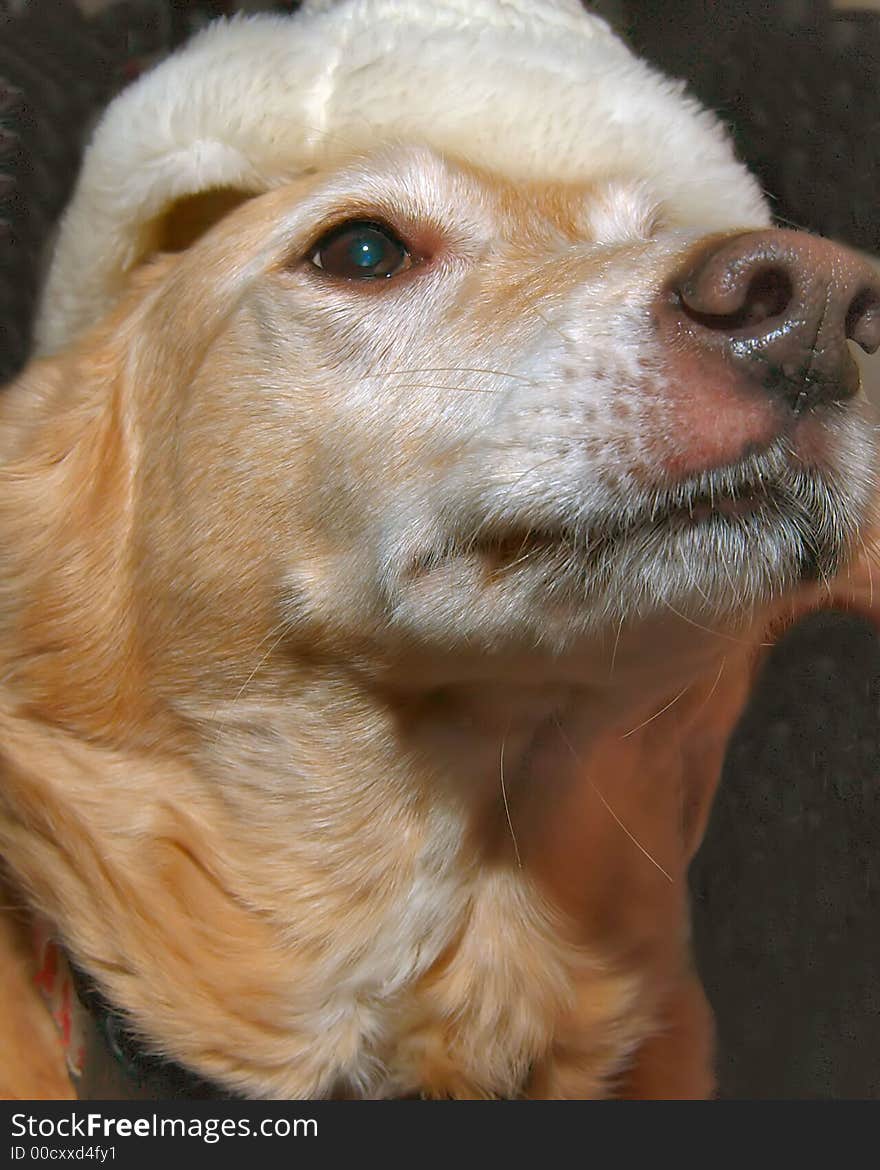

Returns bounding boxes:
[117,145,877,700]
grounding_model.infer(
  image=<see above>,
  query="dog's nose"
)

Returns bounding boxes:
[668,229,880,409]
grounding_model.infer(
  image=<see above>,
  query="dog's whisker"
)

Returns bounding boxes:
[521,295,578,348]
[855,527,877,610]
[362,366,535,384]
[366,381,498,395]
[609,615,625,679]
[716,537,738,596]
[554,717,674,884]
[692,658,727,719]
[587,778,675,884]
[499,726,522,870]
[230,622,295,707]
[660,600,756,647]
[619,684,692,740]
[771,211,812,234]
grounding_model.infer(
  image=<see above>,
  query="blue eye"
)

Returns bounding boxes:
[310,220,411,280]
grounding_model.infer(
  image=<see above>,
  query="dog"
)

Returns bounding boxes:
[1,0,878,1099]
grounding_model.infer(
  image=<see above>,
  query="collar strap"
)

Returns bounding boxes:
[33,921,230,1099]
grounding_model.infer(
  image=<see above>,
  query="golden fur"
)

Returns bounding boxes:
[1,152,877,1099]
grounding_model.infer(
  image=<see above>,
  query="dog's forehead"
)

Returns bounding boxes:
[293,144,609,240]
[37,1,770,355]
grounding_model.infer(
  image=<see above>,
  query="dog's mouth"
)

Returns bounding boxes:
[684,488,768,521]
[458,483,778,575]
[383,426,877,642]
[429,475,781,568]
[409,445,856,600]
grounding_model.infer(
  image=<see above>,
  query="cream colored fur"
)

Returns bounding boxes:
[1,0,878,1099]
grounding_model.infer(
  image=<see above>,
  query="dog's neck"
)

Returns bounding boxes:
[0,591,757,1096]
[187,614,745,884]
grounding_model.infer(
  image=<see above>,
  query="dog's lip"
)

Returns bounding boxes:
[491,479,776,549]
[407,482,776,580]
[661,485,770,523]
[406,529,567,580]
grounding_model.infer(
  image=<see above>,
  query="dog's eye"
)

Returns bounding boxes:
[309,221,412,280]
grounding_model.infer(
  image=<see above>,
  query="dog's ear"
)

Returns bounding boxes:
[0,699,298,1098]
[0,337,146,739]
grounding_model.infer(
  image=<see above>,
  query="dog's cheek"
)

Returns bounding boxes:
[129,316,408,682]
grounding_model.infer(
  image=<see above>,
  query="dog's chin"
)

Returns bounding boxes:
[388,438,872,650]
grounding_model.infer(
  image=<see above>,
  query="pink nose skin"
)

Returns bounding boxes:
[667,229,880,410]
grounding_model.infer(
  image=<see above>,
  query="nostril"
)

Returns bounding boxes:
[663,229,880,411]
[845,287,880,354]
[678,266,793,334]
[737,268,793,328]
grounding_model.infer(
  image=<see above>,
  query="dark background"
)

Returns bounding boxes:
[1,0,878,1097]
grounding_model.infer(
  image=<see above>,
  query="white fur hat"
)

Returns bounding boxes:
[36,0,767,353]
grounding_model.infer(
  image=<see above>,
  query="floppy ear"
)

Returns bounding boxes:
[0,690,309,1098]
[0,317,314,1098]
[0,333,147,739]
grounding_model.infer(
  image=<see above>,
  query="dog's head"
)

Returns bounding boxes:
[1,0,879,1097]
[12,0,876,695]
